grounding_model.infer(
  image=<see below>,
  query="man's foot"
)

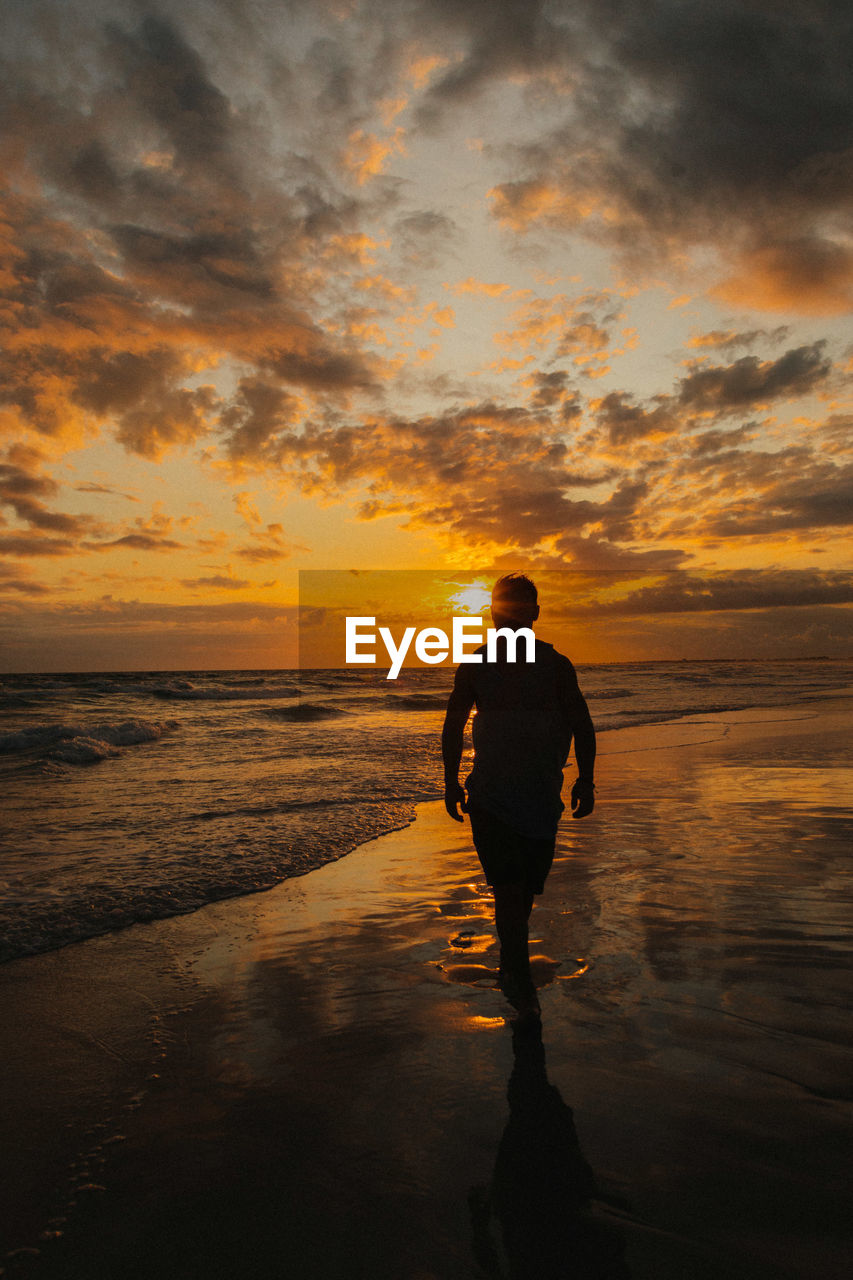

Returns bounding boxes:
[499,967,541,1019]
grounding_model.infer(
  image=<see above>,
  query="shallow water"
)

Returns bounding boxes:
[1,705,850,1278]
[1,662,849,962]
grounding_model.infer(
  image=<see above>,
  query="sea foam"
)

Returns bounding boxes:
[0,719,175,766]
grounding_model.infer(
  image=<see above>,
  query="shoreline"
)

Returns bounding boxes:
[4,691,850,970]
[1,698,851,1277]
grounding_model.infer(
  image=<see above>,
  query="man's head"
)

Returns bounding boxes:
[491,572,540,630]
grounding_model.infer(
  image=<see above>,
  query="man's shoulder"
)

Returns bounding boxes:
[536,639,576,670]
[455,638,575,664]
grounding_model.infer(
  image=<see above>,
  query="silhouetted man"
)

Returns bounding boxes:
[442,573,596,1017]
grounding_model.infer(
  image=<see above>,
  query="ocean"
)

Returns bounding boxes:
[1,660,849,965]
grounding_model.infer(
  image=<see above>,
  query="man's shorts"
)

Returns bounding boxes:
[468,803,556,895]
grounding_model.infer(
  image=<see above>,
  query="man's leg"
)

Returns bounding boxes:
[493,881,534,982]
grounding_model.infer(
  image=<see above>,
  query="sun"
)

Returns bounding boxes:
[447,582,492,615]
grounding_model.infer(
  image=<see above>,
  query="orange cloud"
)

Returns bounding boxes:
[445,277,510,297]
[377,96,408,127]
[496,290,622,366]
[407,53,450,91]
[356,274,416,304]
[488,179,605,234]
[323,233,386,266]
[713,240,853,315]
[426,303,455,331]
[342,127,406,185]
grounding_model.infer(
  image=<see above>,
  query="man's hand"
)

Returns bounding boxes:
[444,779,468,822]
[570,777,595,819]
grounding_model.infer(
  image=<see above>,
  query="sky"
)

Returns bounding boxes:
[0,0,851,669]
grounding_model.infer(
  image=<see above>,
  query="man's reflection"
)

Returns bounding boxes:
[470,1021,630,1279]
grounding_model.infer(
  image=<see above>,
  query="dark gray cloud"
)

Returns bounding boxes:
[474,0,853,295]
[583,570,853,616]
[0,562,51,594]
[688,425,755,456]
[0,595,301,669]
[413,0,574,111]
[0,6,381,462]
[235,544,290,563]
[393,210,460,267]
[87,532,184,551]
[220,379,300,462]
[594,342,835,448]
[105,16,232,170]
[596,392,677,446]
[110,225,275,305]
[0,534,75,558]
[229,400,674,560]
[529,369,568,403]
[74,483,139,501]
[689,327,790,354]
[0,0,850,578]
[180,575,252,590]
[677,343,831,413]
[0,462,90,535]
[700,462,853,537]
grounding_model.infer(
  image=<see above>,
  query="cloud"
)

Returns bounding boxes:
[0,0,850,603]
[220,378,303,464]
[180,575,253,591]
[75,482,139,501]
[699,461,853,537]
[87,533,184,552]
[687,425,755,456]
[0,10,383,463]
[235,522,299,563]
[713,238,853,315]
[342,126,406,184]
[677,343,832,413]
[477,1,853,307]
[595,392,677,446]
[230,399,662,560]
[105,17,233,173]
[414,0,572,111]
[687,328,790,353]
[0,459,92,536]
[525,370,582,420]
[579,570,853,616]
[593,341,835,448]
[0,534,76,557]
[0,560,51,593]
[445,277,510,297]
[0,597,301,669]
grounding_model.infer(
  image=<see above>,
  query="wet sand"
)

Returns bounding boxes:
[1,701,851,1279]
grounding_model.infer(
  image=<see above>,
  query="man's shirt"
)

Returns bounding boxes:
[448,638,593,839]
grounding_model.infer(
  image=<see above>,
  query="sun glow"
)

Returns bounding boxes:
[447,583,492,614]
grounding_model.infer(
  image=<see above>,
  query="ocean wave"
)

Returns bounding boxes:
[262,704,348,722]
[2,661,849,966]
[385,693,450,710]
[0,719,176,766]
[150,680,300,700]
[0,800,421,964]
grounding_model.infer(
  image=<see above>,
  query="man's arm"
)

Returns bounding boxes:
[441,668,475,822]
[558,660,596,819]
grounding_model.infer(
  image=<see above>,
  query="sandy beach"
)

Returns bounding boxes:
[1,701,851,1280]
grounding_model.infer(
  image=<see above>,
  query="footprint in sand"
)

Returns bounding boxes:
[443,961,498,986]
[441,953,561,989]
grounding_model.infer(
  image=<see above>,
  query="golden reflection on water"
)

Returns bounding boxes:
[699,764,853,807]
[448,932,493,954]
